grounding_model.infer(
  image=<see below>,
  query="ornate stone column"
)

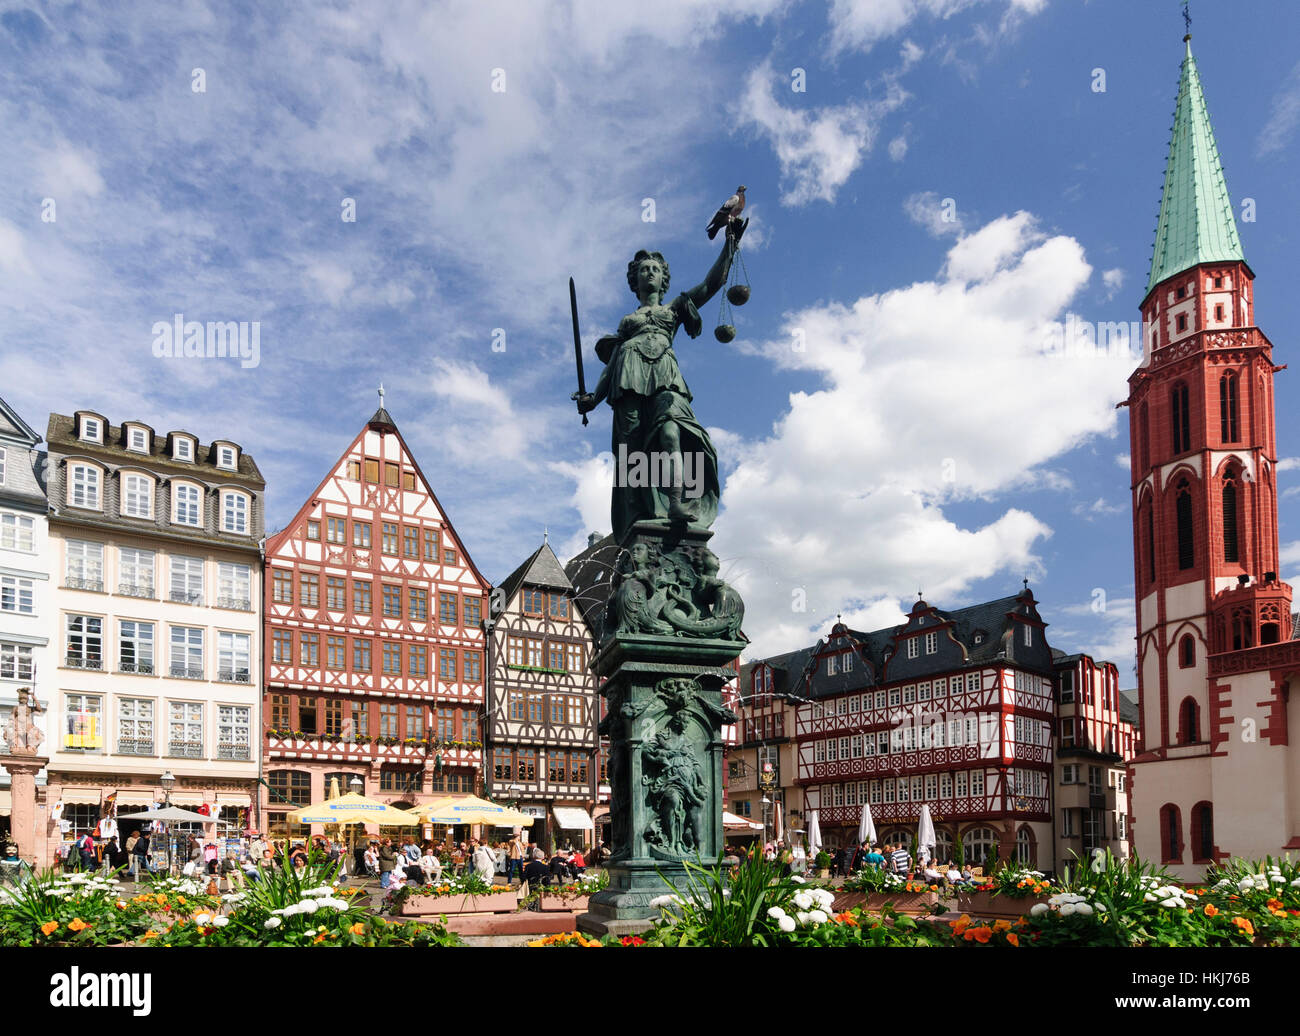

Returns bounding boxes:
[0,756,48,865]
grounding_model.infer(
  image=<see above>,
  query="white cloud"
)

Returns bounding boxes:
[36,144,104,197]
[1281,541,1300,568]
[1258,61,1300,156]
[1276,457,1300,472]
[904,190,961,236]
[715,212,1132,655]
[738,60,905,205]
[828,0,1046,55]
[888,134,909,161]
[1052,594,1136,672]
[0,221,33,276]
[1115,452,1130,468]
[1071,497,1125,519]
[1101,267,1124,300]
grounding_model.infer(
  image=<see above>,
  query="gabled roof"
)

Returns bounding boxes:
[496,540,573,610]
[1145,39,1246,297]
[46,413,264,484]
[1117,688,1140,729]
[0,397,41,446]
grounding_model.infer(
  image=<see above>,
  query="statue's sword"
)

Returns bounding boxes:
[569,276,588,426]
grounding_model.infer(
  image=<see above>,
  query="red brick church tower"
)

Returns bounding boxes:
[1125,34,1300,877]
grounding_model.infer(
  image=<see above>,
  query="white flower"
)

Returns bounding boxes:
[194,912,212,925]
[793,892,813,910]
[297,899,319,914]
[264,917,282,929]
[1143,893,1158,902]
[790,876,806,884]
[281,904,300,917]
[1074,902,1094,916]
[304,928,317,937]
[1059,902,1077,917]
[808,909,829,925]
[812,889,835,908]
[1159,898,1183,909]
[1030,903,1049,917]
[778,915,796,932]
[795,911,811,926]
[213,917,229,928]
[767,906,786,919]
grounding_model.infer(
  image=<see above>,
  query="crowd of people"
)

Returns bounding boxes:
[753,838,979,887]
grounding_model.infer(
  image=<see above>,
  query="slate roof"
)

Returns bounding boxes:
[46,413,264,485]
[564,533,619,641]
[1146,39,1245,297]
[1117,689,1140,728]
[496,540,573,611]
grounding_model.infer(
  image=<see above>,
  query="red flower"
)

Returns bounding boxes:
[619,935,646,947]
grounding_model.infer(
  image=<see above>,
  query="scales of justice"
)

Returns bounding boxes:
[567,199,752,934]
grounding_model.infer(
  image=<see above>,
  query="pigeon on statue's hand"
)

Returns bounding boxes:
[706,185,746,240]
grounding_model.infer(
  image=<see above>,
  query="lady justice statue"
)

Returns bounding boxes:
[573,220,746,543]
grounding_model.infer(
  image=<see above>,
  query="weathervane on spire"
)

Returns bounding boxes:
[1182,1,1191,39]
[378,383,385,406]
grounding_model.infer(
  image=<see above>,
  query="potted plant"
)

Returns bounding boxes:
[953,832,965,870]
[815,851,832,878]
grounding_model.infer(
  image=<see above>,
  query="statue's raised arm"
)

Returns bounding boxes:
[682,220,747,310]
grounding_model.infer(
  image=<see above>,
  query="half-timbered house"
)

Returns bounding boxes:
[261,402,490,834]
[752,586,1131,873]
[486,540,600,848]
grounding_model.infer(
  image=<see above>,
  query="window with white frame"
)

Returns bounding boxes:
[68,464,101,509]
[0,512,34,551]
[850,734,862,758]
[169,626,203,679]
[1116,813,1126,839]
[121,473,153,518]
[925,773,938,800]
[815,739,825,763]
[896,778,908,802]
[127,427,149,453]
[0,641,34,680]
[888,687,900,707]
[906,637,918,659]
[216,562,251,610]
[875,690,886,709]
[217,705,251,759]
[839,736,851,759]
[955,771,968,797]
[826,737,837,761]
[221,491,248,534]
[925,631,938,654]
[216,445,237,470]
[217,632,251,682]
[878,731,889,755]
[970,770,985,796]
[1061,810,1078,837]
[903,685,916,704]
[940,772,953,799]
[869,779,881,804]
[837,697,848,716]
[66,540,104,591]
[167,701,203,757]
[966,672,980,693]
[848,695,859,714]
[79,417,102,442]
[173,483,201,526]
[63,692,103,751]
[66,614,102,667]
[918,680,931,701]
[903,726,915,751]
[118,620,154,674]
[911,776,924,801]
[846,781,857,806]
[883,778,895,803]
[863,733,875,757]
[118,548,155,596]
[1023,624,1032,646]
[173,437,194,462]
[117,698,154,755]
[827,655,838,676]
[169,555,203,605]
[0,576,34,615]
[0,446,5,485]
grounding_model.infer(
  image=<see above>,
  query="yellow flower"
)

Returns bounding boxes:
[350,922,366,936]
[993,919,1013,933]
[142,930,158,941]
[40,921,59,936]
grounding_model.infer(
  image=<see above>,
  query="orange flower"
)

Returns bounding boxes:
[964,926,993,943]
[155,894,167,906]
[350,922,366,936]
[993,919,1013,933]
[1203,903,1218,917]
[40,921,58,936]
[116,900,127,910]
[1267,898,1284,911]
[1006,932,1019,947]
[949,913,971,932]
[177,896,186,905]
[1232,916,1255,937]
[141,930,158,941]
[834,912,860,927]
[67,918,89,933]
[313,933,327,944]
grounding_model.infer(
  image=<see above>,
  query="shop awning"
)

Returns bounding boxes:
[168,793,206,807]
[115,791,159,807]
[59,790,102,805]
[552,806,594,830]
[216,792,251,806]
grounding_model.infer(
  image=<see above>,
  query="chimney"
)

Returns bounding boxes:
[587,531,603,548]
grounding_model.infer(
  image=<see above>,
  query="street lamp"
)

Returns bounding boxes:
[759,762,777,846]
[159,771,175,875]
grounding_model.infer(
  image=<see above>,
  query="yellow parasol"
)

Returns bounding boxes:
[407,794,534,827]
[288,792,422,826]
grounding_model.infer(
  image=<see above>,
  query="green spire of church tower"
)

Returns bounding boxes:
[1146,38,1245,297]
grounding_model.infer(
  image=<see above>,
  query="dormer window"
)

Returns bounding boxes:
[221,490,249,534]
[173,483,202,527]
[974,632,985,645]
[216,445,237,470]
[173,438,194,462]
[80,417,102,443]
[906,638,918,660]
[1023,625,1032,647]
[68,463,102,509]
[126,427,149,453]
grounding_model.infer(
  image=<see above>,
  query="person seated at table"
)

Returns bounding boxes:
[961,865,974,882]
[570,847,586,876]
[288,843,308,870]
[945,861,966,886]
[548,849,575,883]
[922,861,945,884]
[363,842,379,878]
[521,849,552,908]
[418,844,442,884]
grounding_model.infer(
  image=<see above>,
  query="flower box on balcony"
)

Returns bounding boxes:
[397,891,518,916]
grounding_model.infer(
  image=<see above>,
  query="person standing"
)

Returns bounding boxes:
[124,830,141,878]
[78,831,97,871]
[378,838,398,889]
[890,843,911,878]
[508,833,525,883]
[472,840,498,884]
[791,841,806,875]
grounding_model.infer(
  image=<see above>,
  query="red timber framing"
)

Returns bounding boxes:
[261,408,491,830]
[794,664,1054,832]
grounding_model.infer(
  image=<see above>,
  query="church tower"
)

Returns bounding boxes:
[1126,35,1300,877]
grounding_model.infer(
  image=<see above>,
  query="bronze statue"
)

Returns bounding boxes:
[608,542,746,639]
[574,225,746,542]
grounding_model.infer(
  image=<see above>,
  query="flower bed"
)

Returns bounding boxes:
[539,894,588,912]
[397,891,519,915]
[956,889,1050,920]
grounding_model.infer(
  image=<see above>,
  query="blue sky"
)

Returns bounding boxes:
[4,0,1300,679]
